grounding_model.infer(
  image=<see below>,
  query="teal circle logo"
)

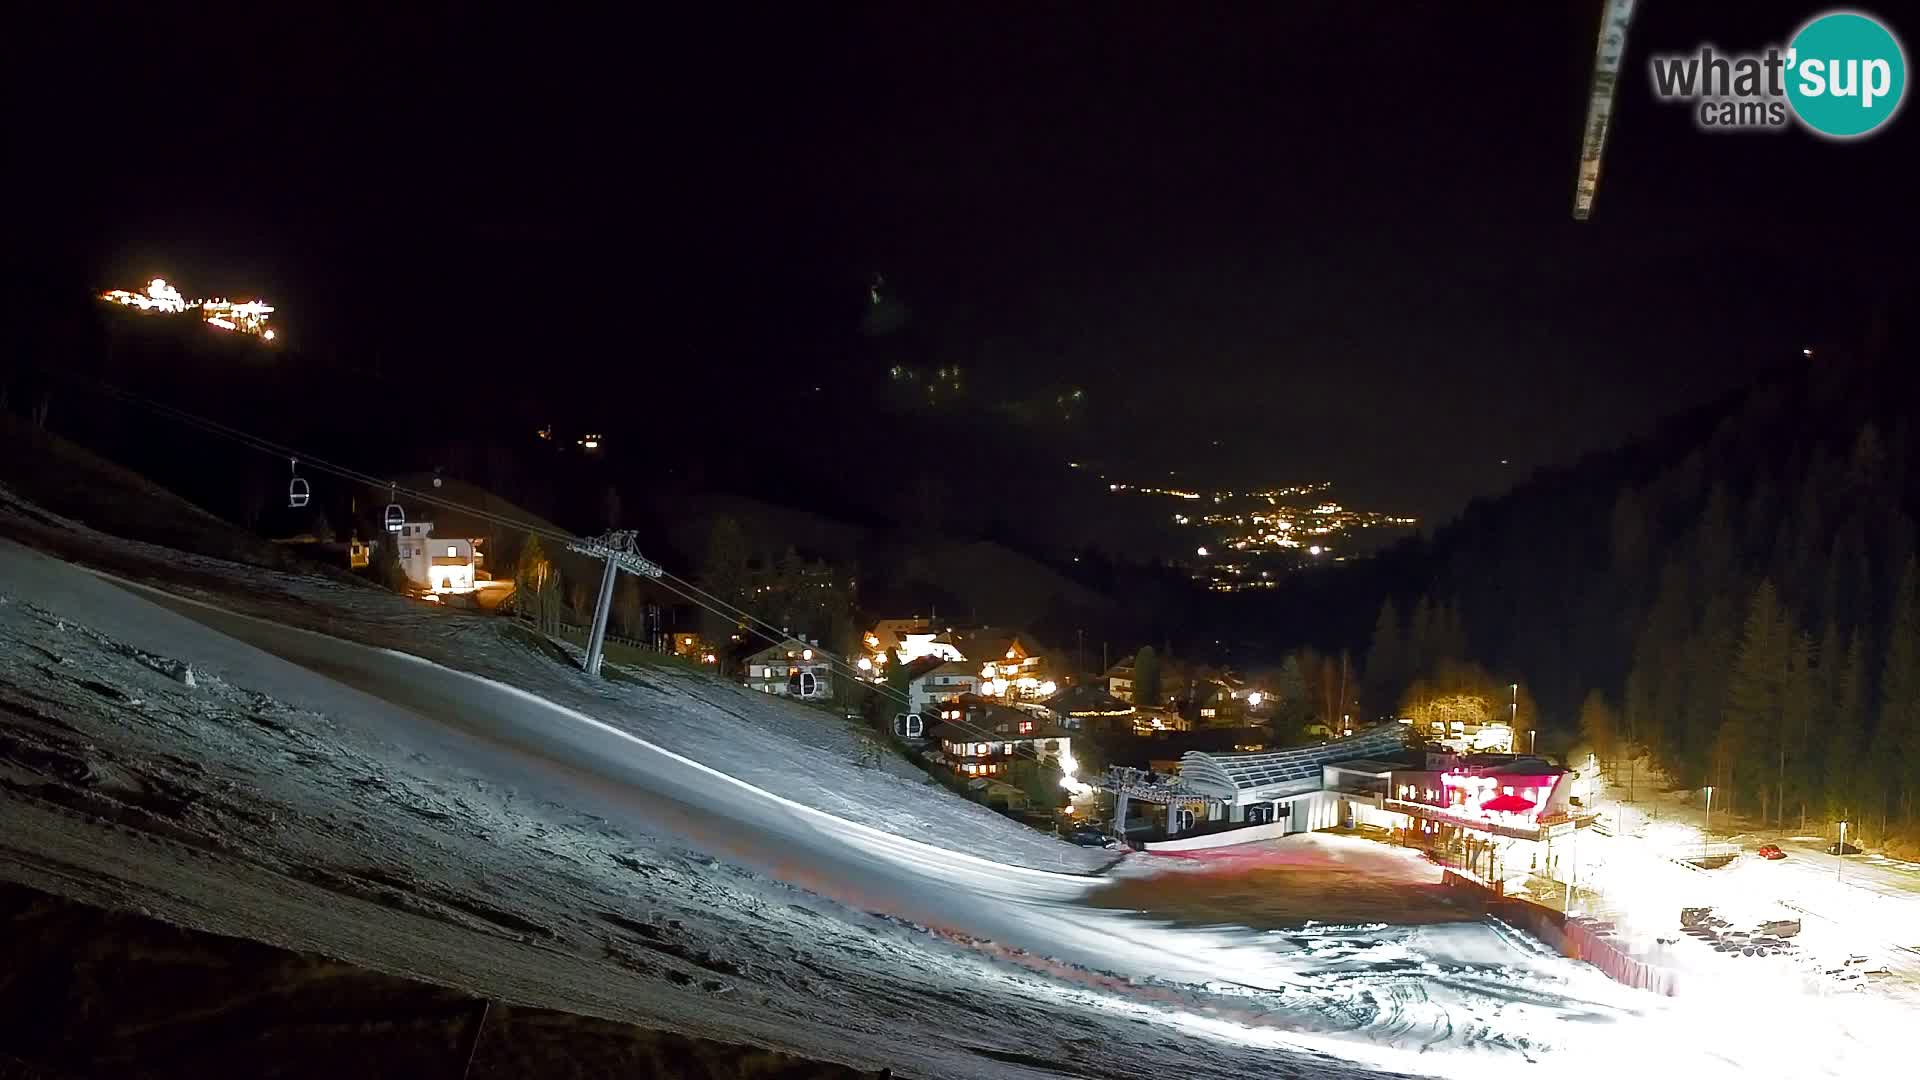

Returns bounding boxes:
[1787,11,1907,138]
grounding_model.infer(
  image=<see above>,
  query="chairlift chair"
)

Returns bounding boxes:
[383,485,404,533]
[288,460,310,508]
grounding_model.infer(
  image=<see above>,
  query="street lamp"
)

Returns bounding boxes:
[1703,786,1714,856]
[1511,683,1529,754]
[1837,820,1849,883]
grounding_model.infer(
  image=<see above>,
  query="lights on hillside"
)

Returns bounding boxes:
[203,298,275,334]
[101,278,188,313]
[98,277,276,336]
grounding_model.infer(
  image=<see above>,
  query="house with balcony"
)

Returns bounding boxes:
[947,629,1054,702]
[742,638,838,702]
[906,658,980,715]
[928,699,1073,781]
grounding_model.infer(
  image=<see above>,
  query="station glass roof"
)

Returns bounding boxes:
[1178,724,1409,800]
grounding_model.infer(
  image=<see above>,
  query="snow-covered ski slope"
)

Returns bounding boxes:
[1,489,1906,1079]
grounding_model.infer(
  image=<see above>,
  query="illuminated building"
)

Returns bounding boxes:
[903,657,980,715]
[928,698,1073,782]
[861,616,964,677]
[1105,727,1587,873]
[98,277,278,339]
[201,298,275,334]
[101,278,188,313]
[1041,684,1137,734]
[951,630,1051,702]
[393,522,482,595]
[742,637,837,701]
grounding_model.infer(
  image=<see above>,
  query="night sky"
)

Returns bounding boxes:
[14,2,1915,524]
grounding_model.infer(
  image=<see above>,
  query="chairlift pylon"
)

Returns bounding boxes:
[288,459,310,508]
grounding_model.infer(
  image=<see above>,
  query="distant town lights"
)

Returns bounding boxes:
[98,277,276,336]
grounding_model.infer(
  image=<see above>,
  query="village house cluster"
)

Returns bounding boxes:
[725,615,1303,819]
[722,609,1584,875]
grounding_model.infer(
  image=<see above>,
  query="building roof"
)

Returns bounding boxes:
[743,637,839,664]
[1084,727,1273,770]
[1325,758,1409,775]
[1043,684,1134,717]
[941,627,1028,663]
[1451,753,1567,774]
[923,659,977,680]
[900,655,949,683]
[1178,724,1410,800]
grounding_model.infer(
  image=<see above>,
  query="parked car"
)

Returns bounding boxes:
[1756,844,1786,860]
[1065,822,1111,847]
[1826,841,1862,855]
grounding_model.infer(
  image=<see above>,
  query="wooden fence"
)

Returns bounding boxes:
[1442,871,1679,997]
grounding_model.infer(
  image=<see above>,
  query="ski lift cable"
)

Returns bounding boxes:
[64,376,921,706]
[64,378,887,693]
[38,371,1068,763]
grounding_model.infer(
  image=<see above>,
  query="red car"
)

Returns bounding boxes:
[1757,844,1787,860]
